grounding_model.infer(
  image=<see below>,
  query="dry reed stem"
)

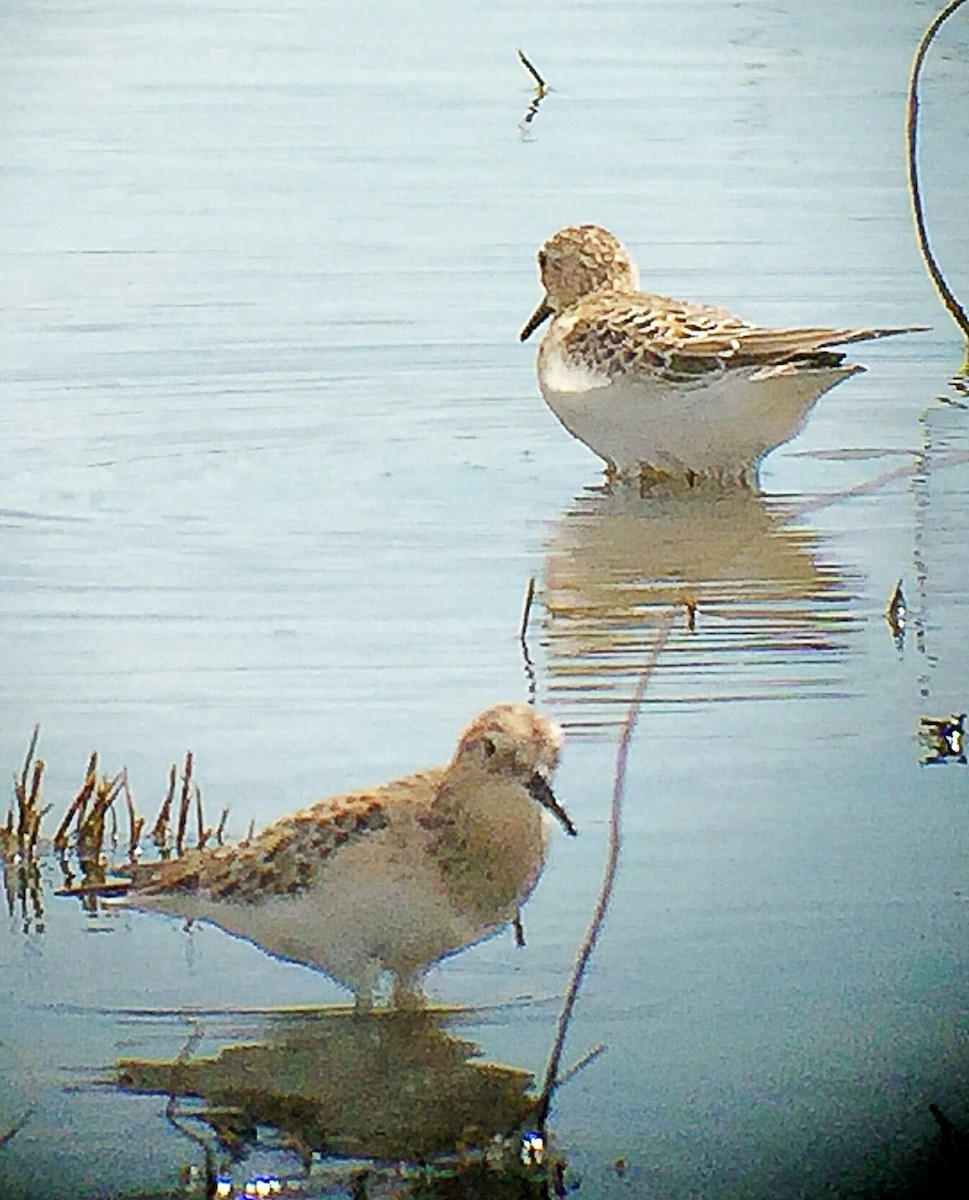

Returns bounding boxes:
[517,49,546,91]
[27,805,51,858]
[14,729,40,847]
[535,611,676,1131]
[175,752,194,858]
[152,763,177,849]
[123,771,145,860]
[77,771,125,863]
[53,751,98,851]
[18,726,39,797]
[15,757,45,855]
[27,757,43,809]
[519,575,539,707]
[215,807,229,847]
[195,784,210,850]
[517,49,550,133]
[519,575,536,642]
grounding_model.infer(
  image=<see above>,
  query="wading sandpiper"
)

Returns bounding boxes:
[123,704,575,1009]
[521,224,926,484]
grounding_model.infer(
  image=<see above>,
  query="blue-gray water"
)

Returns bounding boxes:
[1,1,967,1197]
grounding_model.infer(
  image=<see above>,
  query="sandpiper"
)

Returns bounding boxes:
[123,704,575,1009]
[520,224,926,483]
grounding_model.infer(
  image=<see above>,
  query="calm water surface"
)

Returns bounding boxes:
[1,1,967,1197]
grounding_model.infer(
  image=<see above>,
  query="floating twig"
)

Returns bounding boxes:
[535,612,676,1131]
[907,0,969,355]
[55,878,132,899]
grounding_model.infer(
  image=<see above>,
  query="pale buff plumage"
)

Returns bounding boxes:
[520,225,927,482]
[122,705,574,1009]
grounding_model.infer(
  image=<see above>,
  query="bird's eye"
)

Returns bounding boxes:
[481,737,497,758]
[538,251,547,270]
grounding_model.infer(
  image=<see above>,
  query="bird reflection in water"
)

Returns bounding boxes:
[118,1007,558,1195]
[540,480,856,735]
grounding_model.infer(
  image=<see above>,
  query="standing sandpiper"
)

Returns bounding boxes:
[123,704,575,1009]
[521,224,926,483]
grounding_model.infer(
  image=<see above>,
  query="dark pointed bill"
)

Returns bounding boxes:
[519,300,553,343]
[528,772,577,836]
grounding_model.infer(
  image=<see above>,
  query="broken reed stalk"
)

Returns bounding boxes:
[519,576,536,643]
[517,49,550,133]
[175,752,194,858]
[517,49,547,92]
[12,727,42,850]
[18,725,39,794]
[27,805,51,859]
[907,0,969,351]
[534,612,676,1133]
[215,807,229,847]
[77,771,125,856]
[195,784,209,850]
[123,772,145,860]
[152,763,177,849]
[53,751,98,851]
[151,758,177,854]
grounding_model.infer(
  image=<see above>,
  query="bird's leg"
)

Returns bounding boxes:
[352,959,381,1014]
[391,973,427,1011]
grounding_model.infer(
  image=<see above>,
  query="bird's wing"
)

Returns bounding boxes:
[131,768,445,905]
[566,291,926,381]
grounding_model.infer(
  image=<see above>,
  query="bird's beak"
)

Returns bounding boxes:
[519,298,553,343]
[528,773,577,836]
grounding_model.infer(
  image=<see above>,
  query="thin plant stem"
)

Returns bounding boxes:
[535,611,675,1131]
[907,0,969,346]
